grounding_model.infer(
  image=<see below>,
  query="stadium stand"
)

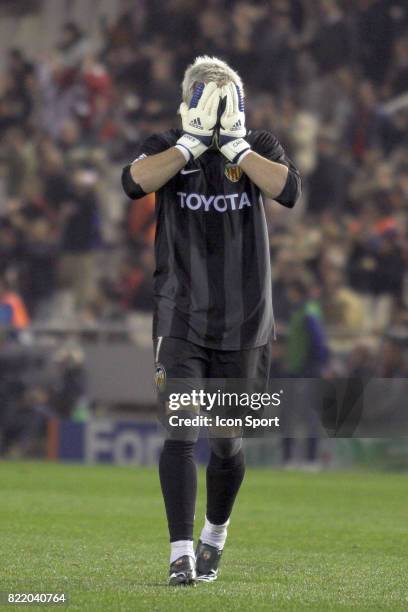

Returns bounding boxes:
[0,0,407,457]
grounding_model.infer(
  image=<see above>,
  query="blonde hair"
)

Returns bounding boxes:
[181,56,244,104]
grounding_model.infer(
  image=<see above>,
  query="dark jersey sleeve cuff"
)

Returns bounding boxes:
[275,169,301,208]
[121,164,147,199]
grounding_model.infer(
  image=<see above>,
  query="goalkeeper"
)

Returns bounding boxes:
[122,56,301,585]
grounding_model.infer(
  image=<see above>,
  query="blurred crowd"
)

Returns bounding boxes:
[0,0,408,392]
[0,344,88,457]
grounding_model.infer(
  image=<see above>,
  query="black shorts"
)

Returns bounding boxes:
[153,336,273,440]
[153,336,272,381]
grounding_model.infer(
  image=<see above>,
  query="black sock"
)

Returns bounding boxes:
[206,448,245,525]
[159,439,197,542]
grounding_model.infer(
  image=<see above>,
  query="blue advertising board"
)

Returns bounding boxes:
[48,419,210,465]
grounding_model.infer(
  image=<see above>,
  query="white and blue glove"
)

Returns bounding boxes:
[176,82,220,161]
[218,83,251,164]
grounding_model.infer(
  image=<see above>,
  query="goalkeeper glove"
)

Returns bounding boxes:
[176,82,220,161]
[218,83,251,164]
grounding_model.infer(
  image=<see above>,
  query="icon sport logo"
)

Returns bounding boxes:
[224,163,243,183]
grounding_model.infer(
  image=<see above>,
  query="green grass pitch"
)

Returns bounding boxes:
[1,462,408,611]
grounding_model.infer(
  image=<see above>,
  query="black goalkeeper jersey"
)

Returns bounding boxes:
[122,128,301,350]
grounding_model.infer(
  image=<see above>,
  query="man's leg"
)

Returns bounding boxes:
[159,439,197,564]
[200,437,245,545]
[196,342,272,581]
[154,337,209,583]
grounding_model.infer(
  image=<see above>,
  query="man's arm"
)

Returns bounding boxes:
[129,147,186,194]
[122,82,221,199]
[244,131,301,208]
[239,152,289,201]
[122,133,188,199]
[217,85,301,208]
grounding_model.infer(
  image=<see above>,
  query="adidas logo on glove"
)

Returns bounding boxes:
[231,119,242,131]
[189,117,203,129]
